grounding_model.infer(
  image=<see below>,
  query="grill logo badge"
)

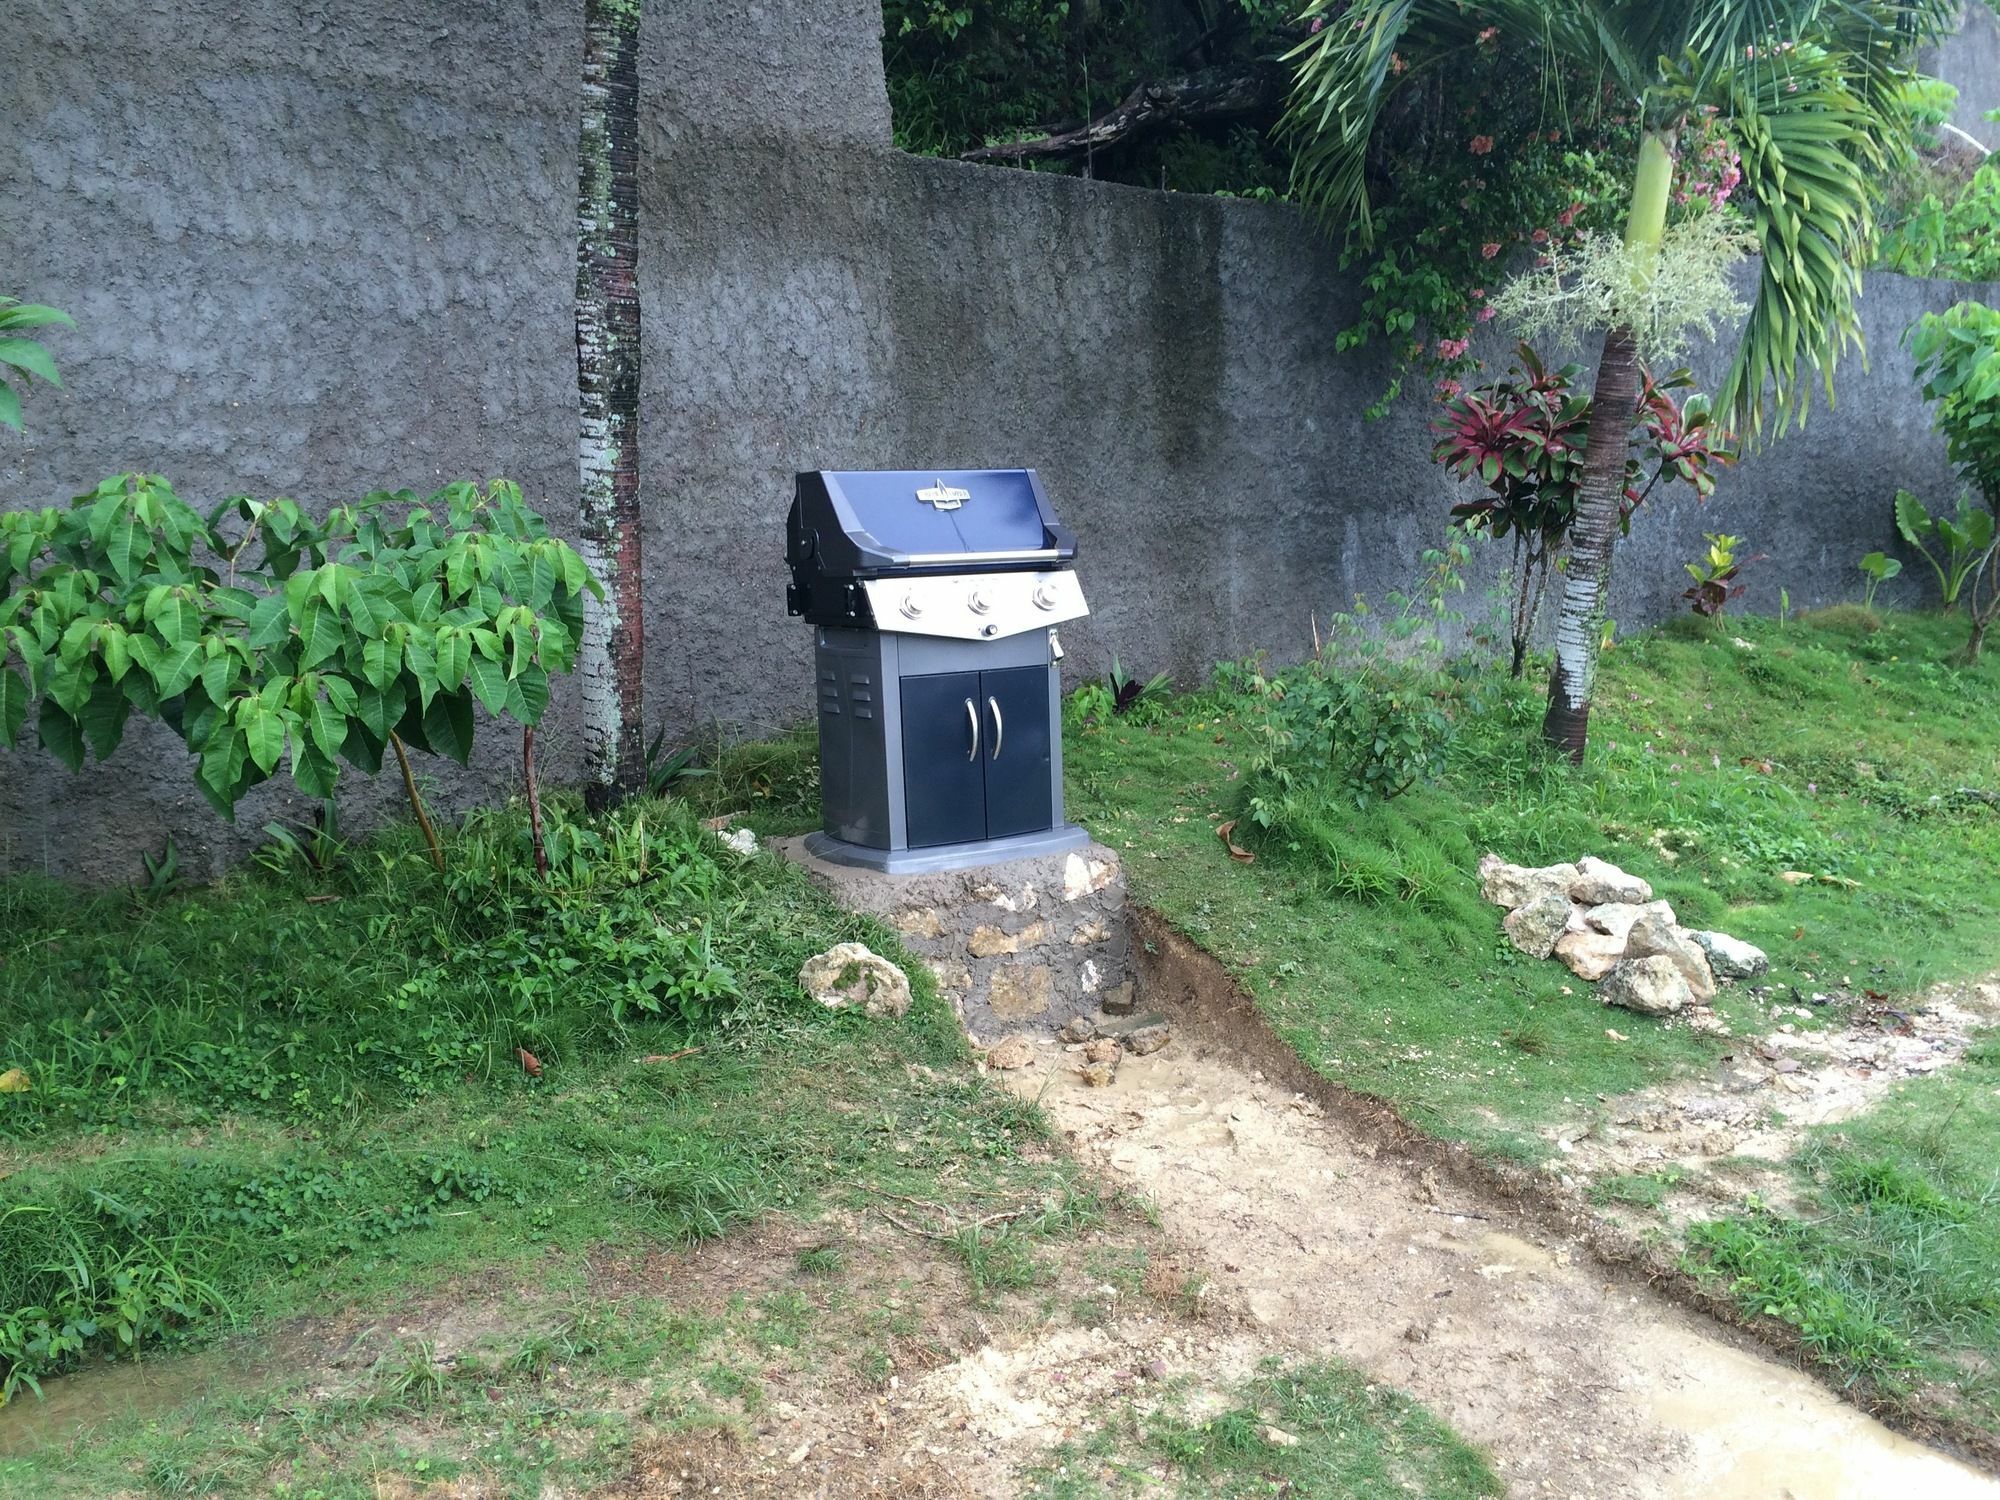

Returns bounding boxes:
[915,478,971,511]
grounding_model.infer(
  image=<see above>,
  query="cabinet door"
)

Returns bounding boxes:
[979,665,1053,840]
[900,672,987,848]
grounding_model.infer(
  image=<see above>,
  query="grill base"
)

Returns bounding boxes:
[802,824,1090,877]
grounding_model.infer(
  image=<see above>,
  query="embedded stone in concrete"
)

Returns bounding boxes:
[893,907,945,939]
[928,959,972,997]
[774,836,1132,1039]
[989,964,1056,1019]
[1099,980,1138,1016]
[968,920,1049,958]
[1064,852,1116,900]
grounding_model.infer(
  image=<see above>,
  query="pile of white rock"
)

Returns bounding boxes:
[1478,854,1769,1019]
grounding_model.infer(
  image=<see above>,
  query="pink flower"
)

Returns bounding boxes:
[1477,26,1498,43]
[1470,287,1485,299]
[1310,15,1323,31]
[1469,134,1494,156]
[1480,241,1501,259]
[1390,52,1407,75]
[1437,337,1470,359]
[1530,227,1549,244]
[1435,378,1463,398]
[1476,306,1496,322]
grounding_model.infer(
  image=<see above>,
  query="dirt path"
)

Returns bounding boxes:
[992,1033,1996,1499]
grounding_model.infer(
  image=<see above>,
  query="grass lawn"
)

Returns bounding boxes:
[1067,606,2000,1435]
[0,794,1491,1496]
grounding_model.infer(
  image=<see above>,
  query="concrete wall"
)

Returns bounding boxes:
[3,0,1993,880]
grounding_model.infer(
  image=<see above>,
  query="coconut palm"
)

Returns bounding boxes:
[1281,1,1954,758]
[576,0,647,805]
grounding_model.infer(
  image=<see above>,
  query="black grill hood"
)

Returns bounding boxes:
[788,468,1076,584]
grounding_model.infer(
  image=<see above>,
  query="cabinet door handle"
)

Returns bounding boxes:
[988,696,1003,760]
[964,697,980,761]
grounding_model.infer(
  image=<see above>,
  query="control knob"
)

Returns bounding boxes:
[967,589,992,615]
[1031,581,1060,611]
[899,591,923,620]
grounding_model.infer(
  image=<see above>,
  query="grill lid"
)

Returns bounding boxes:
[788,468,1077,580]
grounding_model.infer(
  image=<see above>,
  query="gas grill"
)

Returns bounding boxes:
[787,468,1092,873]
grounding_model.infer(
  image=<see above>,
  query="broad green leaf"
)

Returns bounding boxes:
[308,697,347,759]
[0,304,74,331]
[1894,489,1932,546]
[244,705,286,774]
[79,678,130,761]
[149,592,200,648]
[403,636,440,707]
[0,337,61,386]
[0,665,27,747]
[436,630,470,691]
[339,572,387,638]
[506,664,550,725]
[467,654,509,717]
[362,634,400,690]
[423,689,474,766]
[106,512,140,582]
[38,702,84,771]
[0,383,20,433]
[246,592,291,648]
[200,650,237,705]
[291,738,339,798]
[297,601,342,670]
[150,641,204,698]
[323,674,359,716]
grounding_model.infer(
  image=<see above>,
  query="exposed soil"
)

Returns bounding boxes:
[964,911,2000,1499]
[1552,975,2000,1222]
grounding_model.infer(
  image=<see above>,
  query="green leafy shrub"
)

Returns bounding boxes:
[0,475,597,850]
[1247,538,1490,820]
[1906,300,2000,658]
[1857,550,1902,610]
[1877,160,2000,283]
[0,297,72,434]
[1893,488,1993,609]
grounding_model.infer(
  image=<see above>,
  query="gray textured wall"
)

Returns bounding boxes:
[3,0,1993,880]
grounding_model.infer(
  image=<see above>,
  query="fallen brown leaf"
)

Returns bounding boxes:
[1215,820,1255,864]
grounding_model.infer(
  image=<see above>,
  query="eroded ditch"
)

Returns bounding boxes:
[963,906,2000,1497]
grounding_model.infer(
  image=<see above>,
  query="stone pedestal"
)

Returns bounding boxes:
[773,836,1133,1043]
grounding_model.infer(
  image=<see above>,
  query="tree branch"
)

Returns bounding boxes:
[961,61,1285,166]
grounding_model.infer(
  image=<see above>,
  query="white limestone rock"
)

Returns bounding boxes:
[798,942,912,1018]
[1569,855,1653,906]
[1599,955,1695,1017]
[1689,930,1770,983]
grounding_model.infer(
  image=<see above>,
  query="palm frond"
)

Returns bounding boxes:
[1281,0,1580,242]
[1711,41,1882,440]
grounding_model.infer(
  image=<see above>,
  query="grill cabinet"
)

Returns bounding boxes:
[787,468,1092,874]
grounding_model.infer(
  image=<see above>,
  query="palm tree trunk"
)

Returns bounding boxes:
[576,0,646,809]
[1542,129,1674,762]
[1542,326,1642,757]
